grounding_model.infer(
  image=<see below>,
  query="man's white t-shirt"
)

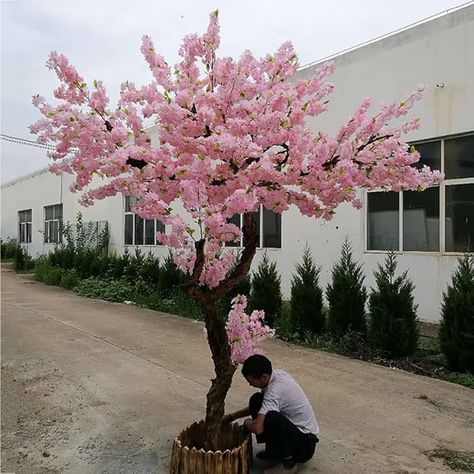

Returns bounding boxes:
[258,369,319,436]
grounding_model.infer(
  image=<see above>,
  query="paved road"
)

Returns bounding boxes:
[1,267,473,473]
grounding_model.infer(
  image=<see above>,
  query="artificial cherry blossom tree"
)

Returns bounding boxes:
[31,11,441,450]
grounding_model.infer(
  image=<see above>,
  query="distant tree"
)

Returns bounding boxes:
[290,245,324,336]
[439,252,474,371]
[250,252,282,327]
[368,252,418,357]
[326,238,367,337]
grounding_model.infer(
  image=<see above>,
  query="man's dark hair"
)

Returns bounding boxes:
[241,354,272,378]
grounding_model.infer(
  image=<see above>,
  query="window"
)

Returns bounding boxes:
[18,209,32,243]
[367,192,399,251]
[446,184,474,252]
[403,187,439,251]
[44,204,63,244]
[227,206,281,249]
[444,134,474,179]
[262,207,281,248]
[124,196,165,245]
[367,132,474,253]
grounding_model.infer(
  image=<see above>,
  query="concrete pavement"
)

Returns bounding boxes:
[1,267,473,473]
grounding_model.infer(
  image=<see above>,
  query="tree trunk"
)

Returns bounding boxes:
[201,298,236,451]
[183,212,258,451]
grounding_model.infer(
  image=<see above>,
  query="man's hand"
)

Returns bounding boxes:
[221,414,234,423]
[243,415,265,435]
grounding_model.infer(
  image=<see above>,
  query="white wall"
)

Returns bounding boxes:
[2,6,473,323]
[1,171,124,257]
[289,6,474,322]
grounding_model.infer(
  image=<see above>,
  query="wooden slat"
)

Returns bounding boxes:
[205,450,214,472]
[230,447,239,474]
[189,447,198,474]
[170,438,180,474]
[182,446,190,473]
[197,448,206,473]
[172,420,253,473]
[214,450,223,474]
[222,449,231,473]
[239,439,248,474]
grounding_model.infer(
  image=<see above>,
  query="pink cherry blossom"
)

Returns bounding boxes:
[226,295,275,364]
[31,9,442,362]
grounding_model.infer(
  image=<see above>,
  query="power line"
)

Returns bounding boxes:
[1,133,58,151]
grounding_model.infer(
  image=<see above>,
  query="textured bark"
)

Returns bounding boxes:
[201,298,236,450]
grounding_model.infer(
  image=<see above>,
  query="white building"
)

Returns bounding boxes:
[2,5,473,324]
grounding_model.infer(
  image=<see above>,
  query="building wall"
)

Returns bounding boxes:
[2,6,473,323]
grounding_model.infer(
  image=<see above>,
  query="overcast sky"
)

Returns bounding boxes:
[1,0,469,184]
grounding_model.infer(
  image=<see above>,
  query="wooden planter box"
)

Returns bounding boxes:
[170,420,252,473]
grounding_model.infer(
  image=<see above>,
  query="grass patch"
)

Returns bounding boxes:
[424,448,474,472]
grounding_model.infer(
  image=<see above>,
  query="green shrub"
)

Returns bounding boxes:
[290,246,324,336]
[43,266,64,286]
[34,257,52,282]
[123,248,145,283]
[156,289,204,320]
[106,253,128,280]
[13,244,35,272]
[140,252,161,287]
[368,252,418,357]
[276,300,295,340]
[326,238,367,337]
[60,269,80,290]
[159,253,185,296]
[250,252,282,327]
[72,250,94,278]
[75,277,135,302]
[34,258,62,285]
[1,238,18,260]
[439,252,474,372]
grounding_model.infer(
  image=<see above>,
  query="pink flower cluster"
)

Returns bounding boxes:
[225,295,275,364]
[31,10,443,290]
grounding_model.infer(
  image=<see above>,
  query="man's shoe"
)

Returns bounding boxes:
[264,464,298,473]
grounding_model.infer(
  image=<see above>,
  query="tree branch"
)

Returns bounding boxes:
[212,212,258,300]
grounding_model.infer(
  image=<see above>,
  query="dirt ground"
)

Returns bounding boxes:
[1,267,473,473]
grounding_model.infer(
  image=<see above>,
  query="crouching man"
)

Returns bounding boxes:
[223,354,319,473]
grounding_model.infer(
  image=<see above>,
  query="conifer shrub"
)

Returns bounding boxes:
[290,246,324,336]
[140,252,161,287]
[158,253,185,296]
[106,252,128,280]
[368,252,418,357]
[439,252,474,372]
[123,248,145,283]
[326,238,367,337]
[249,252,282,327]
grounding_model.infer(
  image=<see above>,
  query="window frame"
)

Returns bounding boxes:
[225,205,282,249]
[123,196,165,246]
[18,209,32,244]
[365,131,474,255]
[43,204,63,244]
